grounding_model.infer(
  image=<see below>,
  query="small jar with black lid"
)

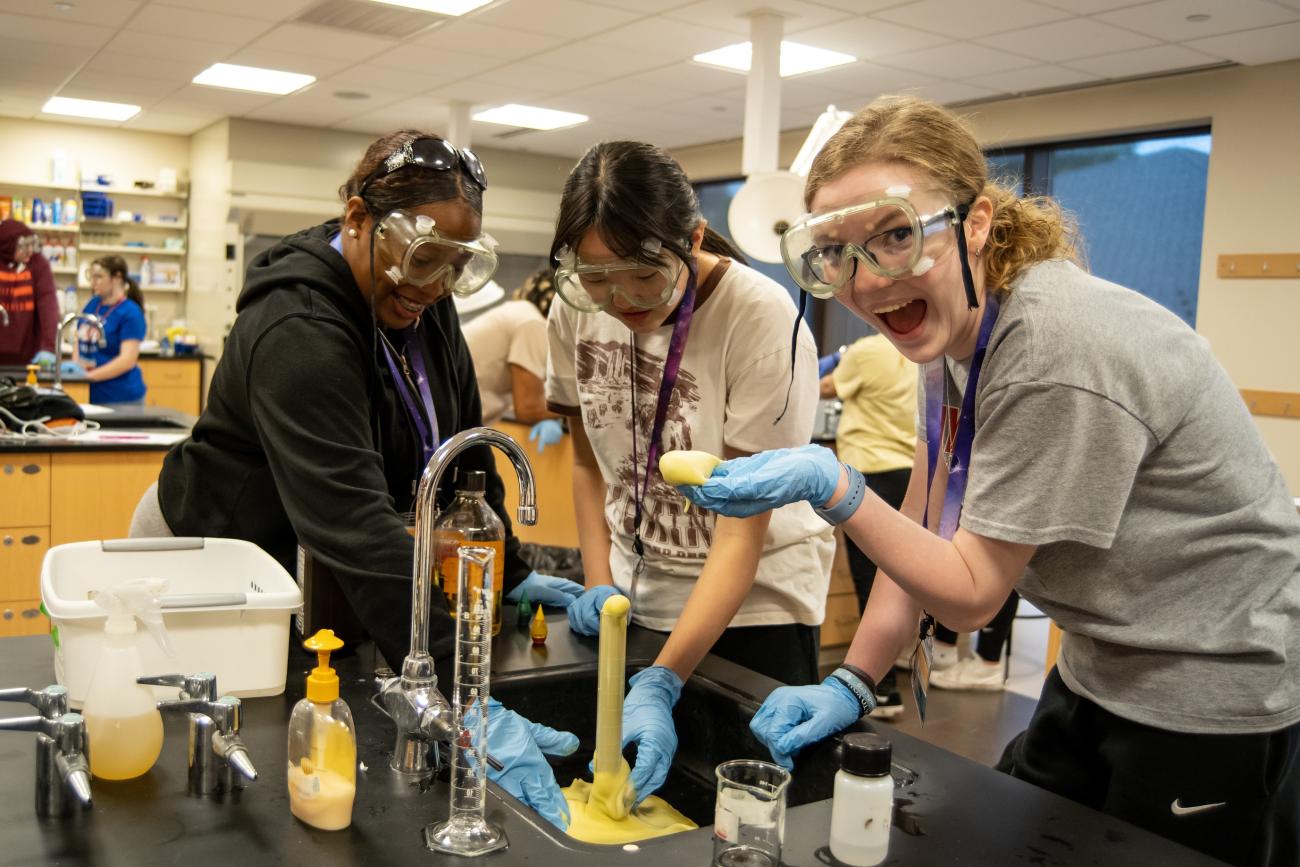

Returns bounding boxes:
[829,732,893,866]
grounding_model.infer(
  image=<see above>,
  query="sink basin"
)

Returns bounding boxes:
[491,663,848,830]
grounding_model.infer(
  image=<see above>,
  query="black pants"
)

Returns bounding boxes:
[934,590,1021,663]
[997,668,1300,866]
[842,467,911,614]
[705,622,821,686]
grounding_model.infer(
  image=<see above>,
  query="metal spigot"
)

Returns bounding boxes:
[139,672,258,796]
[377,427,537,779]
[0,685,92,817]
[53,311,105,392]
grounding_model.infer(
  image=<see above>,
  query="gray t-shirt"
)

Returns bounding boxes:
[921,259,1300,734]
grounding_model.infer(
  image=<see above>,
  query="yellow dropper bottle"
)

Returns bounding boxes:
[287,629,357,830]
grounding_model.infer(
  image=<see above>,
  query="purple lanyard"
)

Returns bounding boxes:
[922,294,1000,540]
[381,327,440,467]
[630,262,698,561]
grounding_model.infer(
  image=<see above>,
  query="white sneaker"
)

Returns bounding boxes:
[929,657,1005,692]
[932,641,960,672]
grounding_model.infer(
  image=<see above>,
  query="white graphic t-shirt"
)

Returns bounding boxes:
[546,259,835,631]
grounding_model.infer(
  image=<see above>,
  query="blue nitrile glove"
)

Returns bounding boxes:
[818,350,842,378]
[506,571,584,608]
[30,350,56,368]
[622,665,683,806]
[566,584,625,637]
[60,360,86,376]
[678,445,843,519]
[750,677,863,770]
[529,419,564,454]
[467,698,579,830]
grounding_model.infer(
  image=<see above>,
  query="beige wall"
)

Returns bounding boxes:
[673,60,1300,491]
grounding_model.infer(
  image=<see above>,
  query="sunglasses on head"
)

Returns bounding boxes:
[359,137,487,199]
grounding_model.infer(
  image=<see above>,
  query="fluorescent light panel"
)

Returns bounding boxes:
[192,63,315,95]
[693,41,857,77]
[42,96,140,122]
[368,0,494,14]
[473,104,588,131]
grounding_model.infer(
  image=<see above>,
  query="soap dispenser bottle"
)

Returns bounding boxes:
[81,578,172,781]
[434,469,506,635]
[287,629,356,831]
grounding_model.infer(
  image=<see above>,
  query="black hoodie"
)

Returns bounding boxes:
[158,220,529,668]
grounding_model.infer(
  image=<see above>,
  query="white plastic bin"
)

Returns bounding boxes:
[41,537,304,706]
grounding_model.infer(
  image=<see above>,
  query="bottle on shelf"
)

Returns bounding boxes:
[139,256,153,288]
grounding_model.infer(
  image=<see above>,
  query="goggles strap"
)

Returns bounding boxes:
[773,288,809,425]
[952,203,978,309]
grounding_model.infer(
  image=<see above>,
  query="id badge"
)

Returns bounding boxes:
[910,613,936,725]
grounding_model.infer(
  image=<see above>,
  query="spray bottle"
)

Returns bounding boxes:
[80,578,172,781]
[287,629,356,830]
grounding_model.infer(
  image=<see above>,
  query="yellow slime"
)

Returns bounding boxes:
[560,594,697,844]
[658,450,722,486]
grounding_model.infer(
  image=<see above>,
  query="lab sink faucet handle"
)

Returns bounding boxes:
[142,672,258,797]
[0,685,92,817]
[53,310,105,392]
[382,426,537,779]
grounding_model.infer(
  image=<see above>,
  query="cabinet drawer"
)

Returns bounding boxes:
[0,454,50,526]
[821,591,862,648]
[0,527,48,602]
[145,384,200,416]
[0,599,45,638]
[829,527,855,596]
[140,360,200,388]
[62,382,90,403]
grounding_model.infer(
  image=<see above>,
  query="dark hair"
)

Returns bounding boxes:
[93,255,144,307]
[513,266,557,318]
[339,129,483,219]
[550,140,747,269]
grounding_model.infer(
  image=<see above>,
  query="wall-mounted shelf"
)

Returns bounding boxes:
[80,244,185,256]
[51,267,78,276]
[81,219,186,230]
[1217,253,1300,278]
[0,177,80,192]
[78,280,185,293]
[81,185,187,200]
[29,223,79,233]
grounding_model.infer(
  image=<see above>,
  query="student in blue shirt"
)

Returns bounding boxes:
[71,255,147,404]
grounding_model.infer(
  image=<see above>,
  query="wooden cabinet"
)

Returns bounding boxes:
[822,527,862,648]
[489,420,580,550]
[139,358,201,415]
[0,527,48,601]
[49,451,166,546]
[0,454,50,526]
[63,382,89,403]
[0,599,44,638]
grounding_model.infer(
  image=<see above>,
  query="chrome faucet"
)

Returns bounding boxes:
[0,685,93,817]
[53,311,105,392]
[377,428,537,779]
[139,672,258,796]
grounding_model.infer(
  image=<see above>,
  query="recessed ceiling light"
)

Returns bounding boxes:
[42,96,140,122]
[473,104,588,131]
[1186,13,1211,22]
[192,63,315,95]
[368,0,494,14]
[693,41,857,78]
[333,90,371,100]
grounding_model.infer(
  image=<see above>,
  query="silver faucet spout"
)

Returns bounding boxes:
[379,427,537,778]
[0,707,92,817]
[53,311,105,391]
[145,673,255,797]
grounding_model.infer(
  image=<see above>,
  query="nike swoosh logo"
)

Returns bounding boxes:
[1171,799,1227,816]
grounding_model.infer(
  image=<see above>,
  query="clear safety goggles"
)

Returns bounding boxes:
[553,239,686,314]
[373,209,499,297]
[780,187,968,298]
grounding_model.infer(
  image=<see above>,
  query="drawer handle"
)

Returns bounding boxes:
[2,609,11,621]
[22,464,42,475]
[22,534,41,546]
[20,608,39,620]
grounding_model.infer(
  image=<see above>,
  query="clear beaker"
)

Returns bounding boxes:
[712,759,790,867]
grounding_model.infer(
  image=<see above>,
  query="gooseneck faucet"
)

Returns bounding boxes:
[139,671,258,797]
[0,685,92,817]
[53,311,105,391]
[378,428,537,779]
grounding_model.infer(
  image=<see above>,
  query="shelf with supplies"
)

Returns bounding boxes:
[51,267,78,276]
[29,222,79,233]
[0,177,80,192]
[77,280,185,293]
[79,244,185,256]
[81,218,186,230]
[81,185,187,200]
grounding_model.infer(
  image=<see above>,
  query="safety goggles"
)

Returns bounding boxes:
[360,137,487,198]
[16,235,39,253]
[373,209,499,296]
[553,239,686,314]
[780,187,967,298]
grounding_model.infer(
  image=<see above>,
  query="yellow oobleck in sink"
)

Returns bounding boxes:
[560,594,696,844]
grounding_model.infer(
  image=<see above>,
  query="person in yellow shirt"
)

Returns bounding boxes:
[821,333,916,716]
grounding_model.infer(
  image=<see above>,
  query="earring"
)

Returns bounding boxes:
[348,228,358,238]
[974,247,983,258]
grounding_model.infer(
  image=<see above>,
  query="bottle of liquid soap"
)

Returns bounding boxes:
[81,578,172,781]
[287,629,356,831]
[434,469,506,636]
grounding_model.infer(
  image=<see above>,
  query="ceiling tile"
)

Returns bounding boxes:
[878,41,1040,78]
[787,59,937,96]
[61,70,182,101]
[1064,43,1226,78]
[582,0,696,12]
[474,63,597,94]
[530,40,670,76]
[242,22,399,60]
[53,82,164,109]
[967,63,1101,94]
[82,51,207,82]
[596,16,740,59]
[6,39,97,70]
[123,110,224,135]
[558,77,695,108]
[467,0,638,38]
[876,0,1071,40]
[2,75,73,98]
[102,30,241,65]
[902,80,1002,104]
[1269,0,1300,9]
[790,18,951,59]
[330,97,452,135]
[978,17,1159,62]
[664,0,851,36]
[0,11,115,47]
[129,4,274,43]
[317,62,437,98]
[1182,20,1300,65]
[369,43,504,77]
[0,96,51,119]
[245,90,364,126]
[225,46,356,78]
[1097,0,1299,41]
[432,78,547,107]
[809,0,911,12]
[1032,0,1145,12]
[0,0,141,27]
[156,0,317,22]
[415,20,565,56]
[153,85,281,115]
[667,90,747,119]
[629,62,753,94]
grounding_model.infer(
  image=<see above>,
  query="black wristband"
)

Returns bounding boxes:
[837,663,877,697]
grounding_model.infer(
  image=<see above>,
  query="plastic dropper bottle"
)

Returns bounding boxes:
[81,578,172,781]
[829,732,894,866]
[287,629,357,831]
